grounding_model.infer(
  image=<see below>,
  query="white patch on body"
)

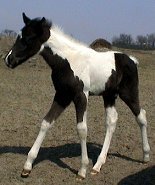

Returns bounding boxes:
[89,51,116,94]
[42,26,119,95]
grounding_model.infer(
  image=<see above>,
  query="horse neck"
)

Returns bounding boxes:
[40,46,70,70]
[43,26,88,61]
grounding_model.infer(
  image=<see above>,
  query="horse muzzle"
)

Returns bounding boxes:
[5,50,18,69]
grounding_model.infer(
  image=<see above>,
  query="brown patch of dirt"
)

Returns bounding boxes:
[0,39,155,184]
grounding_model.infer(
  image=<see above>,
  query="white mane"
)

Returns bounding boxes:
[44,25,92,60]
[52,25,88,48]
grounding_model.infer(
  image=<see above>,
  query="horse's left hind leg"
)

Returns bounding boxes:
[136,109,150,162]
[119,88,150,163]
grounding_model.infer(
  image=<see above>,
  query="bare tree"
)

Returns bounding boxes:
[136,35,147,48]
[0,29,17,37]
[113,32,155,50]
[112,34,133,48]
[147,33,155,48]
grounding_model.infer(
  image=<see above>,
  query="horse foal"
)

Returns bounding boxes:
[5,13,150,180]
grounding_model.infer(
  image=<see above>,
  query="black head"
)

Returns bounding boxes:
[5,13,51,68]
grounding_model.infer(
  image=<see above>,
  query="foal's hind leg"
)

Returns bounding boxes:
[92,94,118,174]
[119,88,150,163]
[21,96,67,178]
[136,109,150,162]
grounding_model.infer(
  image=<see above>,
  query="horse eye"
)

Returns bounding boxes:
[26,37,33,44]
[22,36,35,45]
[21,38,27,45]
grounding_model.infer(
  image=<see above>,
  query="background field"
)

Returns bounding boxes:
[0,38,155,185]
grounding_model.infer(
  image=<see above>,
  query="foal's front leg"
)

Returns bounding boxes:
[21,100,65,177]
[74,92,89,180]
[92,106,118,174]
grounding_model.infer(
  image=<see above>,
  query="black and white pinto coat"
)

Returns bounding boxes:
[5,13,150,180]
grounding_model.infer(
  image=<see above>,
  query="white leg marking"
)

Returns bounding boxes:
[136,109,150,162]
[24,119,54,170]
[77,111,89,179]
[92,106,118,173]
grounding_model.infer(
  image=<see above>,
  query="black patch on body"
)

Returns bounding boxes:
[115,53,140,116]
[103,68,119,107]
[40,47,87,118]
[103,53,140,115]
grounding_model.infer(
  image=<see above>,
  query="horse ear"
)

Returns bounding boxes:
[22,13,31,25]
[40,17,52,28]
[40,17,46,25]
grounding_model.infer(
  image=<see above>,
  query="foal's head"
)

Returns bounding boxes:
[5,13,51,68]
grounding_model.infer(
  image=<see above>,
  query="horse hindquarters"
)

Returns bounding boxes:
[117,54,150,162]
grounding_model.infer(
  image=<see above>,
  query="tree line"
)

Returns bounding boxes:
[0,29,17,37]
[0,29,155,50]
[112,33,155,50]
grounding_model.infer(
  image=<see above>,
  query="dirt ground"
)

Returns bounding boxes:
[0,39,155,185]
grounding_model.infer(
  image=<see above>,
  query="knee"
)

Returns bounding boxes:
[77,122,87,139]
[106,107,118,132]
[136,109,147,127]
[41,119,52,131]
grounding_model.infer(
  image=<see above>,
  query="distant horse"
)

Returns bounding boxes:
[5,13,150,180]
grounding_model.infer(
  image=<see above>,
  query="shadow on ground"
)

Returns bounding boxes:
[118,165,155,185]
[0,142,143,176]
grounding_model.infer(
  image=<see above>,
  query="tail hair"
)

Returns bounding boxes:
[129,56,139,65]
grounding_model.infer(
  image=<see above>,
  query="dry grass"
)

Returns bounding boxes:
[0,38,155,185]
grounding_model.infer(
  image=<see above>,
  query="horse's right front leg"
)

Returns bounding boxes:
[21,100,65,178]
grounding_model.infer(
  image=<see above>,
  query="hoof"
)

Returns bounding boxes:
[143,156,150,163]
[76,174,85,181]
[91,169,99,176]
[21,169,31,178]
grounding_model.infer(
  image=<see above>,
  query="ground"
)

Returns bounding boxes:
[0,38,155,185]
